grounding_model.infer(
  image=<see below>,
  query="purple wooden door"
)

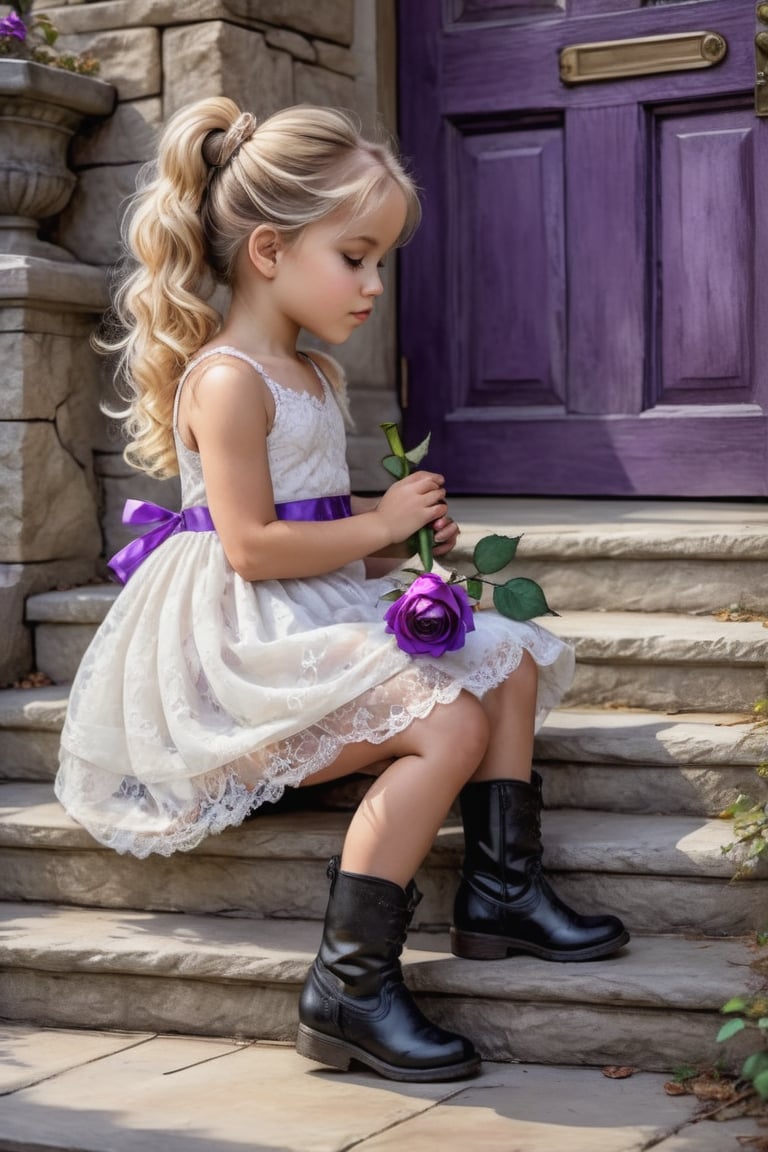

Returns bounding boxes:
[398,0,768,495]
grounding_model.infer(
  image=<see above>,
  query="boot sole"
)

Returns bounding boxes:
[450,926,631,962]
[295,1023,481,1083]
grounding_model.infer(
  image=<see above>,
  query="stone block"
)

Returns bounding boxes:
[0,255,108,315]
[0,423,101,564]
[0,561,96,685]
[55,164,142,266]
[0,332,73,419]
[71,97,162,167]
[294,61,357,109]
[314,41,358,77]
[265,27,316,61]
[223,0,354,45]
[163,23,293,120]
[54,28,162,101]
[39,1,264,34]
[34,624,98,683]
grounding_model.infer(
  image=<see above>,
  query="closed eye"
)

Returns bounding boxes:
[342,255,387,270]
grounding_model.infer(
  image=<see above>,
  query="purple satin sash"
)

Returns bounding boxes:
[108,494,352,584]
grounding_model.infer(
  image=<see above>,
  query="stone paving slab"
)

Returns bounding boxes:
[0,1024,154,1095]
[0,1028,760,1152]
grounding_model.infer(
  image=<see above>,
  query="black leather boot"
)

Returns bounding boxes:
[451,773,629,962]
[297,857,480,1082]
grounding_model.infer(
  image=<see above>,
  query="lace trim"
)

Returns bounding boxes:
[55,632,563,859]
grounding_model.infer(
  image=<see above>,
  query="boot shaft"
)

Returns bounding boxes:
[458,775,544,894]
[318,857,421,994]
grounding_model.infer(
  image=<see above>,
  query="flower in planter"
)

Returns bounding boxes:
[0,1,99,74]
[380,423,557,657]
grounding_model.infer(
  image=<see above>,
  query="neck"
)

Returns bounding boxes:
[220,282,301,359]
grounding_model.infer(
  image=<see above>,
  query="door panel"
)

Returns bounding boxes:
[398,0,767,493]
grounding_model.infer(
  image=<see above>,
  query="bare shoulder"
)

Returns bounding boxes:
[187,353,269,410]
[182,353,273,454]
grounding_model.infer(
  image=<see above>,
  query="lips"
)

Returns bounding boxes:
[351,310,372,321]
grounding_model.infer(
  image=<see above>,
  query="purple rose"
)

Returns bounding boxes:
[0,11,27,40]
[384,573,476,657]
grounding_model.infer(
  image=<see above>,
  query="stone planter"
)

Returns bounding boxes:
[0,59,115,260]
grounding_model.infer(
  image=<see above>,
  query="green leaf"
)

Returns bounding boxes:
[381,454,406,480]
[754,1068,768,1099]
[757,1017,768,1030]
[465,578,483,601]
[493,578,555,621]
[473,534,521,575]
[721,997,748,1014]
[716,1018,746,1043]
[742,1051,768,1080]
[405,433,431,466]
[380,589,404,603]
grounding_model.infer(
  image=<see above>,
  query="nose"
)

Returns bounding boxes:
[363,267,384,297]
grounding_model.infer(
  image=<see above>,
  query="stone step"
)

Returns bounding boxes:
[0,784,764,934]
[0,901,759,1072]
[26,583,768,711]
[0,684,69,781]
[547,611,768,712]
[450,496,768,613]
[1,686,762,818]
[538,707,764,816]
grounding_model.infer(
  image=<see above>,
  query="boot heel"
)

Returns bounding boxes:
[451,926,509,960]
[296,1023,352,1070]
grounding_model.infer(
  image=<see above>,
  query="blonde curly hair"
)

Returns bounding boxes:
[104,98,421,478]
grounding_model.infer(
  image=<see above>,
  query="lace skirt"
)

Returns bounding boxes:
[55,534,574,857]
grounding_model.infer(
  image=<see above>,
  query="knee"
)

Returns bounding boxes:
[439,692,490,771]
[514,650,539,695]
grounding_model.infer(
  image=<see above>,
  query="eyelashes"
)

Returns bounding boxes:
[342,255,386,270]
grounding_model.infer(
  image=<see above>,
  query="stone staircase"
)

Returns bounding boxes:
[1,499,767,1073]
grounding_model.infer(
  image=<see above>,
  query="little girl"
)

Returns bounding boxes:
[54,98,628,1083]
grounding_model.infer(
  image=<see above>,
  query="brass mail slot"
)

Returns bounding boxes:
[560,31,727,85]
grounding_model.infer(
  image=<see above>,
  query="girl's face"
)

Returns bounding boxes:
[273,179,409,345]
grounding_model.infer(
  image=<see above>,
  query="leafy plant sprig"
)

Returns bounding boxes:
[716,990,768,1101]
[380,425,557,622]
[0,1,99,74]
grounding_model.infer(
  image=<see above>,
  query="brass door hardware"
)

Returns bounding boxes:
[560,30,727,85]
[758,3,768,26]
[757,30,768,115]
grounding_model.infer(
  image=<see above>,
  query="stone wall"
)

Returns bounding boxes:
[37,0,400,564]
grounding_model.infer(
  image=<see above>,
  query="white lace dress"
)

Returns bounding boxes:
[55,348,574,858]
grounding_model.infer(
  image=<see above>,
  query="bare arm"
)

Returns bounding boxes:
[187,362,447,582]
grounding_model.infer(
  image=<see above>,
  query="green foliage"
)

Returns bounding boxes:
[379,424,556,623]
[717,991,768,1099]
[719,785,768,881]
[1,3,100,75]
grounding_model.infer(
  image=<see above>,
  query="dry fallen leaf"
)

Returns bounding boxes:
[664,1082,688,1096]
[601,1065,636,1079]
[689,1076,739,1102]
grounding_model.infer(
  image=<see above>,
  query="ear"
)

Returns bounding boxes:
[247,225,283,278]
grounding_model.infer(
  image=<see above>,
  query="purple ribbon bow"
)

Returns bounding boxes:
[108,494,352,584]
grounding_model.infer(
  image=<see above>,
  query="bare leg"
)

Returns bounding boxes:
[471,649,538,782]
[299,690,489,888]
